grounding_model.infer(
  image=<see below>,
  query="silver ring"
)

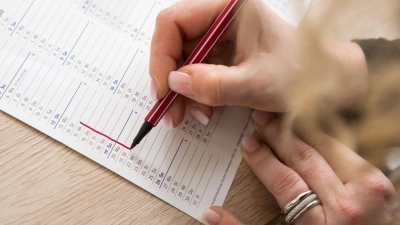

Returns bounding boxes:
[282,190,313,216]
[284,193,318,223]
[290,199,322,223]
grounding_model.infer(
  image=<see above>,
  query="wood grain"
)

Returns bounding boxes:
[1,0,399,224]
[0,110,279,225]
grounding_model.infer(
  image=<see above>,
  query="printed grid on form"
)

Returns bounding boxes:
[0,0,309,223]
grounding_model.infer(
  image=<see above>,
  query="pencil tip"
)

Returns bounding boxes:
[130,142,136,149]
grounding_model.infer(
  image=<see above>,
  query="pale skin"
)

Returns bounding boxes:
[149,0,400,224]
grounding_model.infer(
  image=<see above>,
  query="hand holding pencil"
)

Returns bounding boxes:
[130,0,247,148]
[148,0,367,129]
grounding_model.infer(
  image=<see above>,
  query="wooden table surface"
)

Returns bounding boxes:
[1,0,399,224]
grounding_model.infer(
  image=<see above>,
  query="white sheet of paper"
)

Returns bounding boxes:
[264,0,311,27]
[0,0,309,223]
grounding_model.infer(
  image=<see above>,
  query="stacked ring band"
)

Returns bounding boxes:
[282,190,322,224]
[291,199,321,222]
[282,190,313,215]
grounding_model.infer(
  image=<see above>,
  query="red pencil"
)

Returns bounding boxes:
[131,0,248,149]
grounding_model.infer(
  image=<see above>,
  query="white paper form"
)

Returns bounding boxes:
[0,0,309,223]
[263,0,311,27]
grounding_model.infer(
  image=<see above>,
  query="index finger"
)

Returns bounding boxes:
[150,0,230,99]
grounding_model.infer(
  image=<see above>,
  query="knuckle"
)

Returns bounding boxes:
[363,169,395,200]
[313,137,337,152]
[156,8,173,25]
[271,169,303,198]
[300,161,324,184]
[289,140,316,165]
[335,197,362,223]
[194,69,223,106]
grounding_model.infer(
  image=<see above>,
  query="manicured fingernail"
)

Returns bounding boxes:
[251,110,271,125]
[163,111,173,130]
[190,109,209,126]
[150,79,158,101]
[241,136,261,154]
[168,71,193,96]
[203,208,221,225]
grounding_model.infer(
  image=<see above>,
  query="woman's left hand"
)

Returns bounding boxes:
[203,111,400,225]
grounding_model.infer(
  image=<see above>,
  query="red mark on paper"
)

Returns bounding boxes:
[80,122,131,150]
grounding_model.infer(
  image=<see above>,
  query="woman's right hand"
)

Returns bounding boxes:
[150,0,367,128]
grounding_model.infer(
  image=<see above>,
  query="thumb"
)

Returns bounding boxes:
[203,206,245,225]
[168,63,252,106]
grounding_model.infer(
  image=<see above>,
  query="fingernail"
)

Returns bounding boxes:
[251,110,271,125]
[203,208,221,225]
[190,109,209,126]
[241,136,261,154]
[150,79,158,101]
[168,71,193,96]
[163,111,173,130]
